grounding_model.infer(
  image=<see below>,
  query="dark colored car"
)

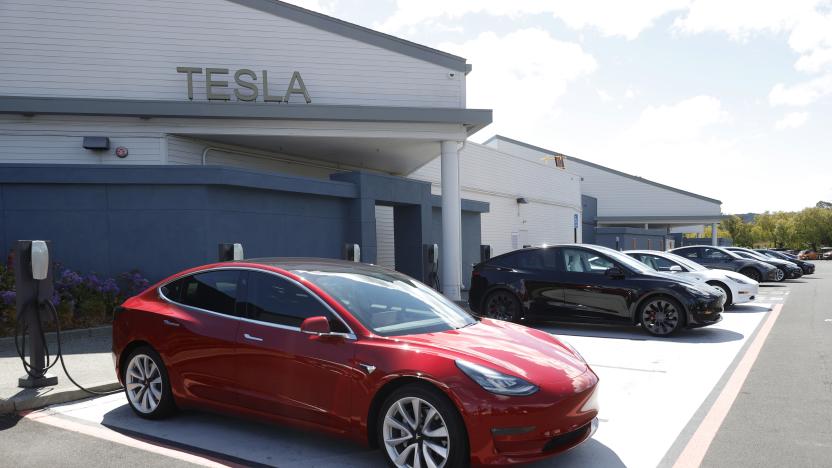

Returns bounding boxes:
[670,246,779,283]
[755,249,815,275]
[468,244,724,337]
[726,247,802,281]
[113,258,599,467]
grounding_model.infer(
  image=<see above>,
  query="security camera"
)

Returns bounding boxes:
[447,72,456,79]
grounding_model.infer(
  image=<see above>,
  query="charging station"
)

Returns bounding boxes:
[343,243,361,262]
[15,240,59,388]
[218,243,245,262]
[423,243,440,291]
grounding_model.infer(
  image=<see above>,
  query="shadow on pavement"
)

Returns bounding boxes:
[533,323,744,344]
[759,284,786,288]
[727,305,771,313]
[0,413,22,431]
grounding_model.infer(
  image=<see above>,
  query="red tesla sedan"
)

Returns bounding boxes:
[112,258,599,466]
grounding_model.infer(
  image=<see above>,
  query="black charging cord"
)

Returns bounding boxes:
[15,300,123,396]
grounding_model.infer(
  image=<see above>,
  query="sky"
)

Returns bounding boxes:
[287,0,832,214]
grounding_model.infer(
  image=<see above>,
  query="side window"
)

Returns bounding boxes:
[490,250,546,269]
[678,248,700,259]
[561,248,615,274]
[245,272,347,332]
[160,278,184,302]
[703,248,728,259]
[178,270,240,316]
[647,255,680,271]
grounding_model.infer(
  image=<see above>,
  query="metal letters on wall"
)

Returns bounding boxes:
[176,67,312,103]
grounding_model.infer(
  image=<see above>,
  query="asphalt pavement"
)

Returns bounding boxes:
[700,262,832,467]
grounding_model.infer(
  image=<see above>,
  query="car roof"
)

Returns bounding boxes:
[241,257,396,275]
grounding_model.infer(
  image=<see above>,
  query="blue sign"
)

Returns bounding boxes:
[573,213,579,229]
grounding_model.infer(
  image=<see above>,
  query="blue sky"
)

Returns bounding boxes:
[290,0,832,214]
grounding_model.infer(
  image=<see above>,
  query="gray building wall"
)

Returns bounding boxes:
[581,195,598,245]
[593,227,669,251]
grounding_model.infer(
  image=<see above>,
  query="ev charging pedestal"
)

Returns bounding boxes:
[15,240,59,388]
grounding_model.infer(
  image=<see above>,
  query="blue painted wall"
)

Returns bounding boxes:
[0,165,488,286]
[593,227,669,251]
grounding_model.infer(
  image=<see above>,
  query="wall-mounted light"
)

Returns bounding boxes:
[516,197,529,204]
[82,136,110,150]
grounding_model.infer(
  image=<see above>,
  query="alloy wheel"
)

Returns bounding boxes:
[383,396,450,468]
[774,269,785,282]
[642,299,680,336]
[126,354,163,414]
[485,292,518,321]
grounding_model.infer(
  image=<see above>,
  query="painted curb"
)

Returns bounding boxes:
[0,381,121,414]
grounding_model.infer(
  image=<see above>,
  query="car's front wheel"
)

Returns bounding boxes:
[707,281,733,307]
[773,268,786,282]
[378,383,468,468]
[739,268,761,282]
[639,296,685,337]
[123,346,176,419]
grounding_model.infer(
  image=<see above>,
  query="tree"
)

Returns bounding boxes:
[816,200,832,209]
[721,215,755,247]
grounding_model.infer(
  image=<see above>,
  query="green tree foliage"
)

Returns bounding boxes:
[721,206,832,249]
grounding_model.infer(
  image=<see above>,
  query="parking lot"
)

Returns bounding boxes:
[6,274,810,468]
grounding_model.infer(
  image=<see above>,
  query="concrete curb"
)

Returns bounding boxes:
[0,325,112,346]
[0,380,121,414]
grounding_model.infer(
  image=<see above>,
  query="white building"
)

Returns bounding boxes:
[0,0,493,299]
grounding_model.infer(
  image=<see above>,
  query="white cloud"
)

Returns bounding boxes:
[440,29,597,138]
[769,73,832,106]
[775,112,809,130]
[624,95,731,143]
[597,89,614,102]
[377,0,690,40]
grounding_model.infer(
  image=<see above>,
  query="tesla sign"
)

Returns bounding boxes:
[176,67,312,103]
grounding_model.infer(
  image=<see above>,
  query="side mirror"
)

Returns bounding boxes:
[669,265,683,272]
[605,267,625,279]
[300,316,331,335]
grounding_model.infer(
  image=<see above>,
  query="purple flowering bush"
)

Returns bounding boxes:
[0,256,150,336]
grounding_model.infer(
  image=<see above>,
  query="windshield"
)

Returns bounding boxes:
[659,252,708,271]
[589,245,656,274]
[295,269,476,337]
[733,249,768,261]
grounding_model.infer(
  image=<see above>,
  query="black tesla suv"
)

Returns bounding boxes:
[756,249,815,275]
[670,246,779,283]
[725,247,802,281]
[468,244,725,337]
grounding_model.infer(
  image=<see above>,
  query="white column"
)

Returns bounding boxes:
[711,222,718,246]
[440,140,462,301]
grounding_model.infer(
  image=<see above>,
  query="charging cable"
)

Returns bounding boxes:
[15,300,123,396]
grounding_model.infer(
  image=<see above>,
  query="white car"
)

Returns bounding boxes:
[625,250,759,307]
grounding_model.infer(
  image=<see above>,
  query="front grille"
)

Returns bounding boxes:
[541,422,591,453]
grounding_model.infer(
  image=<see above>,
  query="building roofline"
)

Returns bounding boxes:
[227,0,468,72]
[596,215,728,223]
[485,135,723,205]
[0,96,492,135]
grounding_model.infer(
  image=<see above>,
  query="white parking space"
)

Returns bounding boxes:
[24,297,783,468]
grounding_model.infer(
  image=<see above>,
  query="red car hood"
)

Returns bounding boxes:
[393,319,589,385]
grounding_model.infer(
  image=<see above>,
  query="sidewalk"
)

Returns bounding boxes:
[0,326,120,414]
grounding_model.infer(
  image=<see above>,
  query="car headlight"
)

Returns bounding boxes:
[729,275,752,285]
[558,339,586,362]
[456,360,539,396]
[683,284,711,297]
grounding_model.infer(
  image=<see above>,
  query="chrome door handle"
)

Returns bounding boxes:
[163,319,180,327]
[243,333,263,342]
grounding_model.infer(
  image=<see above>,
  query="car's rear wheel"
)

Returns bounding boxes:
[739,268,761,282]
[639,296,685,337]
[378,384,468,468]
[483,290,521,322]
[123,346,176,419]
[706,281,732,307]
